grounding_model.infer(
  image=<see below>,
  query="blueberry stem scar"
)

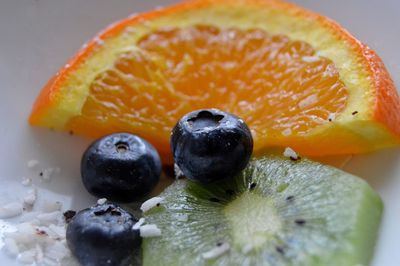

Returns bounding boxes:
[187,110,224,130]
[115,142,129,153]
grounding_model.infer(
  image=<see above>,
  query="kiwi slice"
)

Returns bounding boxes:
[143,153,382,266]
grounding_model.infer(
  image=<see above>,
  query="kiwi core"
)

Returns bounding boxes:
[224,191,281,249]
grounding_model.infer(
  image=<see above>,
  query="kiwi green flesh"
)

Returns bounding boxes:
[142,153,383,266]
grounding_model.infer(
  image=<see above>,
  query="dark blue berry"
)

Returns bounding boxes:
[66,203,141,266]
[171,109,253,183]
[81,133,161,202]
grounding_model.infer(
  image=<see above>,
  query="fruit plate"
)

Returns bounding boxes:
[0,0,399,265]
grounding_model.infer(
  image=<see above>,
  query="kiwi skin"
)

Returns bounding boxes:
[142,153,383,266]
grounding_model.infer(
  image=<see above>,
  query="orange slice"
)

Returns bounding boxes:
[29,0,400,163]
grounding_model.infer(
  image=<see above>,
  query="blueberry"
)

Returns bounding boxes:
[81,133,161,202]
[171,109,253,183]
[66,203,141,266]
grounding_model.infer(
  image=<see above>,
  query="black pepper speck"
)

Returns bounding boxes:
[295,219,306,225]
[276,246,285,255]
[286,196,294,202]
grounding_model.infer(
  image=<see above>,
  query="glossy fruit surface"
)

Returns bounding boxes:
[143,153,383,266]
[171,109,253,183]
[81,133,161,202]
[29,0,400,163]
[66,203,141,266]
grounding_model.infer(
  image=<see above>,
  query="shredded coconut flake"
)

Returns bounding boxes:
[140,197,164,213]
[132,218,145,230]
[174,164,184,179]
[202,243,230,260]
[97,198,107,205]
[36,211,62,226]
[328,113,336,122]
[3,238,19,256]
[0,202,23,218]
[27,160,39,169]
[23,188,37,206]
[40,167,60,182]
[302,56,320,63]
[21,177,32,186]
[45,241,71,262]
[140,224,162,237]
[42,201,62,213]
[2,204,78,265]
[281,128,292,136]
[17,249,36,264]
[48,224,66,239]
[35,244,44,262]
[283,147,299,160]
[298,94,318,109]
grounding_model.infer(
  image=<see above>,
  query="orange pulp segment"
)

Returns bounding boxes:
[29,0,400,163]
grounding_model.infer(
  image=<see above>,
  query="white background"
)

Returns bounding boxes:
[0,0,399,265]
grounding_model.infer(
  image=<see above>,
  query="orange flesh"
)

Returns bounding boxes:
[66,25,348,157]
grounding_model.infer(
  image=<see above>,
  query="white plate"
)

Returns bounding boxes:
[0,0,399,265]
